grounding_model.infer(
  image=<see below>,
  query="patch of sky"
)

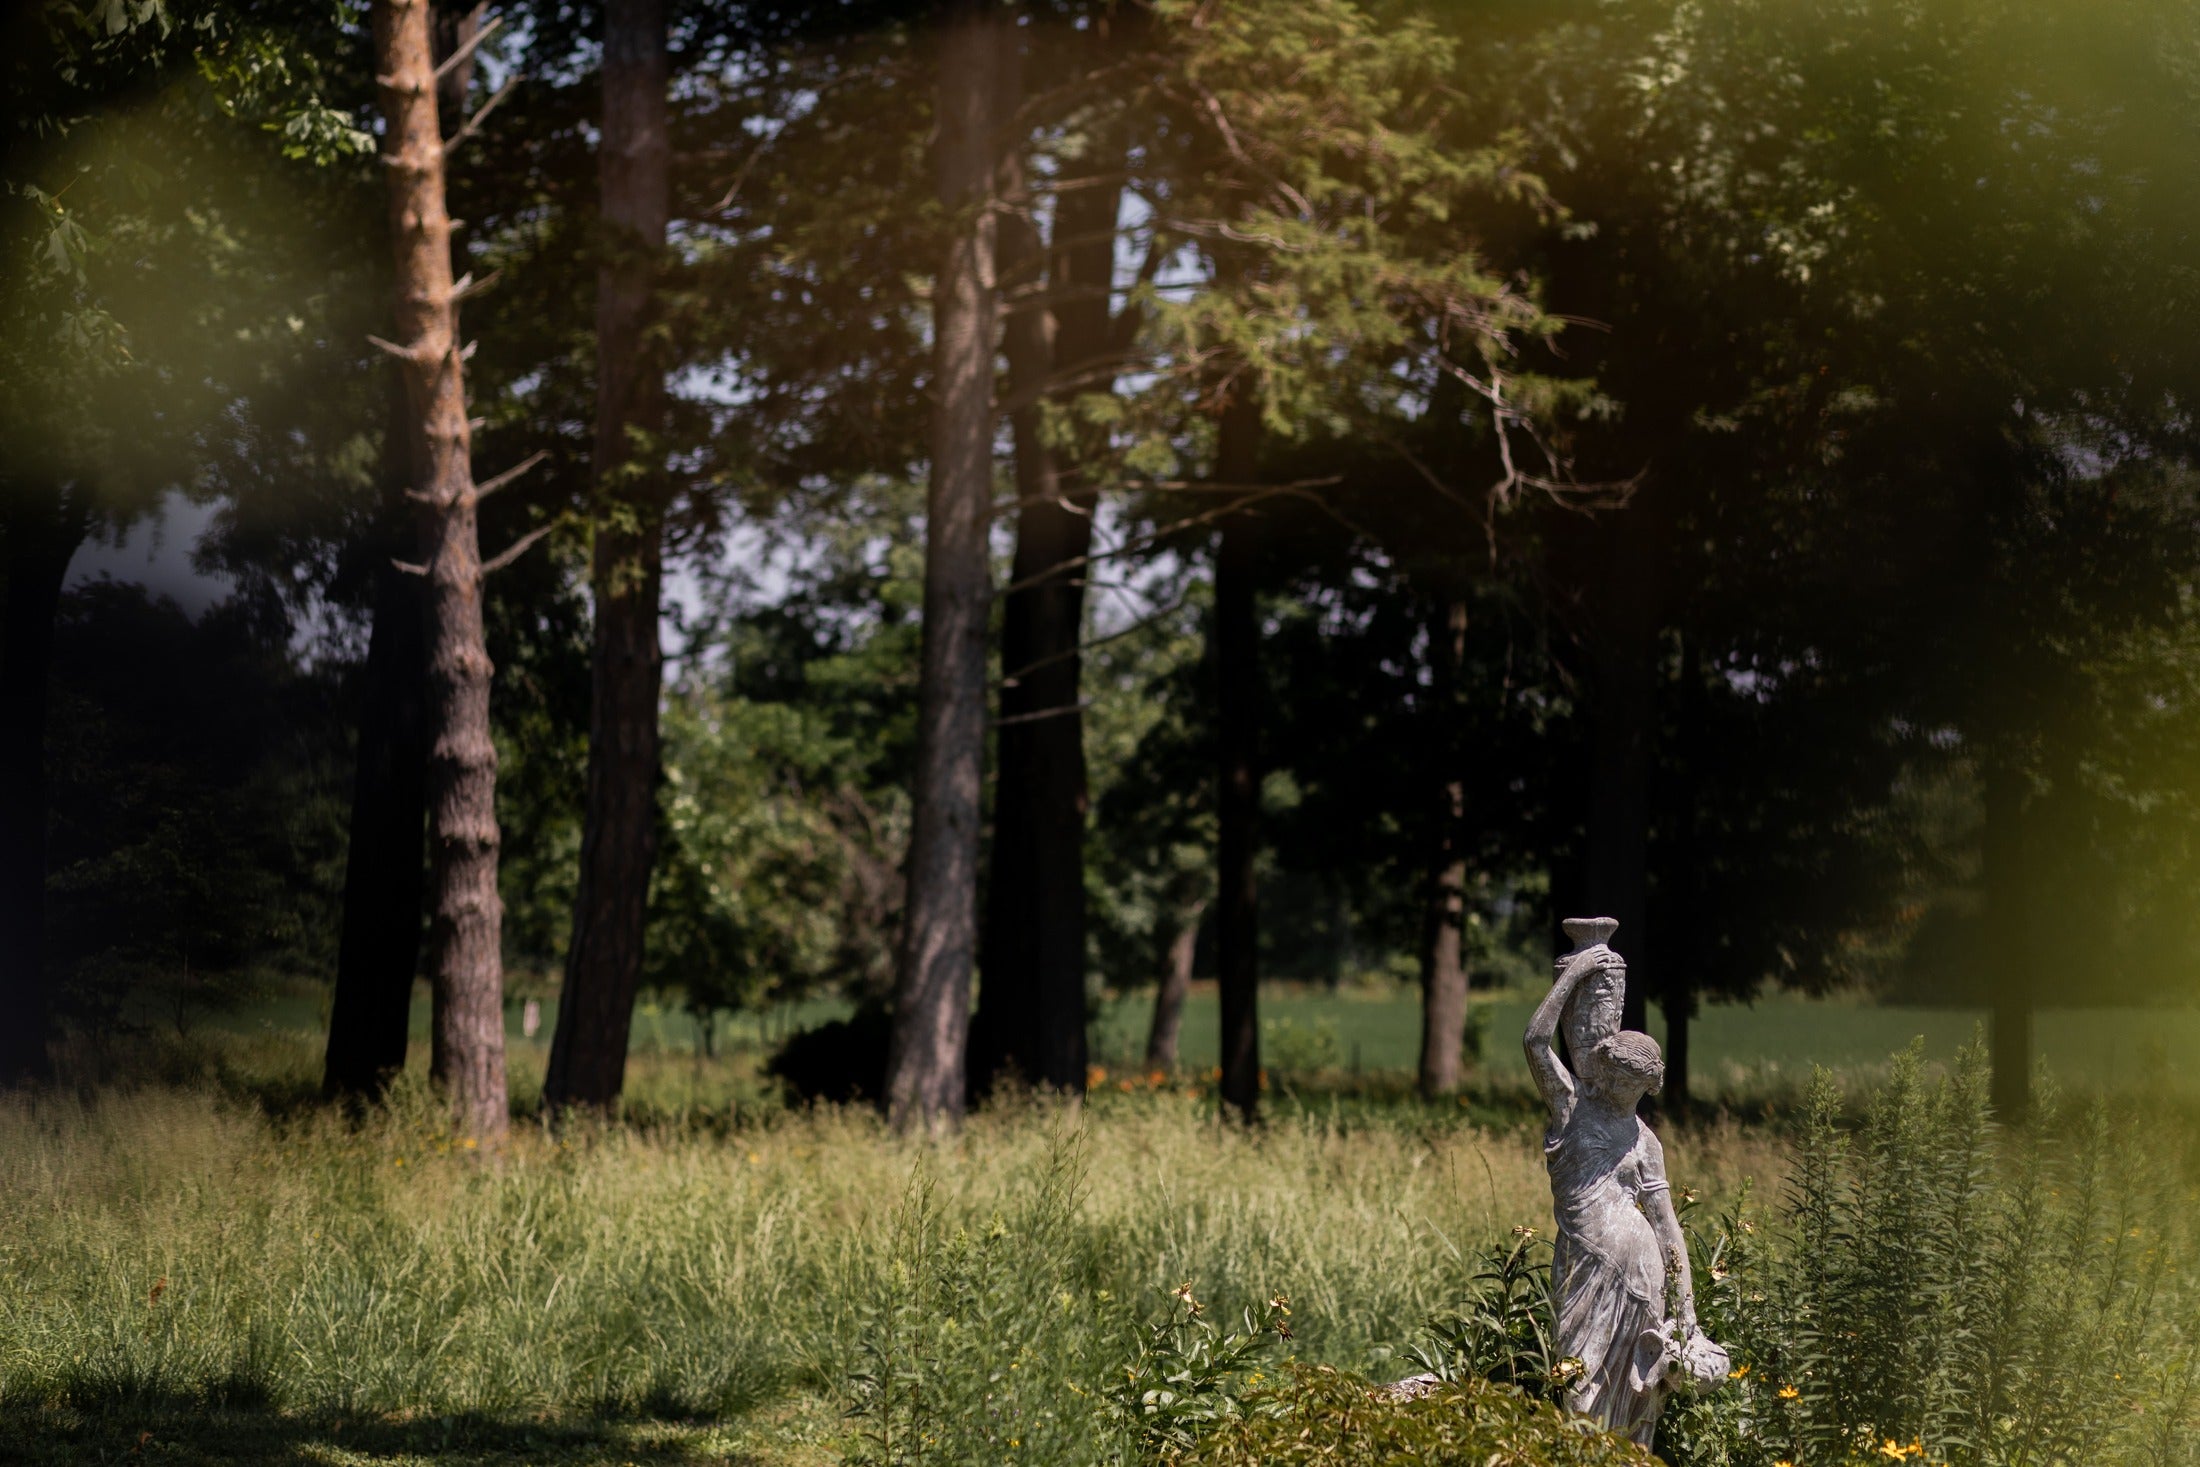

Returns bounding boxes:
[64,491,231,620]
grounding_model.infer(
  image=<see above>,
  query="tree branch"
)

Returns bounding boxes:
[473,448,548,500]
[999,586,1194,687]
[445,72,518,154]
[366,333,426,365]
[480,519,558,573]
[432,14,503,83]
[450,268,503,303]
[995,483,1312,597]
[993,698,1094,729]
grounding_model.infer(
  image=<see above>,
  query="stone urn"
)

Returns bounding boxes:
[1555,916,1626,1060]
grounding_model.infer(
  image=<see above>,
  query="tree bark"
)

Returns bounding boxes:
[1145,897,1205,1071]
[431,2,485,121]
[543,0,669,1115]
[1983,757,2031,1120]
[324,5,479,1108]
[1660,632,1705,1117]
[973,155,1121,1099]
[885,0,1003,1134]
[1418,596,1471,1098]
[374,0,507,1140]
[1214,389,1264,1123]
[323,461,429,1103]
[0,487,86,1085]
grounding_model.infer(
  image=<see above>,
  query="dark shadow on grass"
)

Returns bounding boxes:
[0,1399,783,1467]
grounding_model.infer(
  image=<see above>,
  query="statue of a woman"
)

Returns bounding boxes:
[1525,918,1728,1445]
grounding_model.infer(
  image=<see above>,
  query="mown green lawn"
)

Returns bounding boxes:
[215,981,2200,1105]
[1088,985,2200,1099]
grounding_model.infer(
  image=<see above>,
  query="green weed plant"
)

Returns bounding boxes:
[1667,1043,2200,1467]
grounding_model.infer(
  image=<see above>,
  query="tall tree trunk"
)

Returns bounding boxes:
[543,0,669,1115]
[323,456,429,1102]
[1418,596,1471,1098]
[1214,390,1264,1123]
[1145,896,1205,1071]
[1660,632,1704,1117]
[974,158,1121,1098]
[0,487,86,1085]
[324,6,475,1107]
[1983,757,2031,1120]
[431,3,485,121]
[885,0,1003,1133]
[374,0,507,1140]
[1580,512,1659,1032]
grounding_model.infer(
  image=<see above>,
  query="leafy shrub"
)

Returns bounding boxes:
[1665,1043,2200,1467]
[1404,1228,1566,1396]
[1174,1368,1658,1467]
[1380,1043,2200,1467]
[1104,1284,1293,1453]
[767,1004,891,1105]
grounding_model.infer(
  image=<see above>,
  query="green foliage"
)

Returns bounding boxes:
[1174,1369,1657,1467]
[44,583,349,1032]
[650,690,906,1019]
[1125,0,1562,452]
[4,0,368,455]
[1668,1043,2200,1467]
[1105,1285,1292,1455]
[1406,1230,1566,1398]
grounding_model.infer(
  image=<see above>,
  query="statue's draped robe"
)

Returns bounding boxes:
[1546,1106,1672,1444]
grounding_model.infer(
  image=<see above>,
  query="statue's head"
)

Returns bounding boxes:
[1583,1028,1664,1105]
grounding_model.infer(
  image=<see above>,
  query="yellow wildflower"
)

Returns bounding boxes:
[1778,1386,1800,1400]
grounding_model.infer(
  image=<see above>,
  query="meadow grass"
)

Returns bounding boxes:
[10,1012,2199,1466]
[0,1041,1784,1465]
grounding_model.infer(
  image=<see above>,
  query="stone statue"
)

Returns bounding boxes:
[1524,917,1729,1444]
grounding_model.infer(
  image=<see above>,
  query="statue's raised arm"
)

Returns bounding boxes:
[1525,916,1626,1126]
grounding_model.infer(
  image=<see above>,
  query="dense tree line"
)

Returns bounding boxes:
[3,0,2195,1129]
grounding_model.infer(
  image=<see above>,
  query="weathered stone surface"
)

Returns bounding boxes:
[1524,918,1731,1445]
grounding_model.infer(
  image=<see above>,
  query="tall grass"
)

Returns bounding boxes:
[6,1047,2195,1467]
[0,1074,1779,1430]
[1669,1046,2200,1467]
